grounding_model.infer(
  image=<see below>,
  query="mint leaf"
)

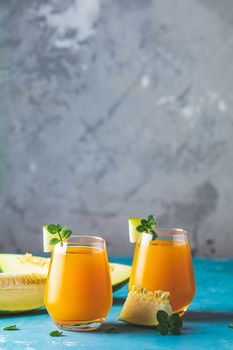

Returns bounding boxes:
[60,227,68,238]
[49,238,60,246]
[147,215,156,224]
[157,310,169,326]
[47,224,57,234]
[136,225,145,233]
[150,230,158,240]
[169,313,182,328]
[141,219,148,227]
[49,330,63,337]
[228,324,233,329]
[157,325,168,335]
[56,224,62,232]
[3,325,19,331]
[61,229,72,240]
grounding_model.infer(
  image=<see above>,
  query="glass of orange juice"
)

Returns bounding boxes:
[44,236,112,331]
[129,229,195,316]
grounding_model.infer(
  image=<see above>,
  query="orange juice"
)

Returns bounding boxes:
[44,242,112,330]
[129,232,195,314]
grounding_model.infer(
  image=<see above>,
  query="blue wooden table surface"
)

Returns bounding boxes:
[0,258,233,350]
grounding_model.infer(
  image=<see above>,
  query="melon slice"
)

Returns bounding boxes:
[110,263,131,292]
[0,254,49,313]
[119,285,172,326]
[0,254,131,313]
[128,218,142,243]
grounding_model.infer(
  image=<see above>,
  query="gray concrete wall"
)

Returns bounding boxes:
[0,0,233,257]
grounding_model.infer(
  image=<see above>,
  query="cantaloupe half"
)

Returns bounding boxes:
[0,254,131,313]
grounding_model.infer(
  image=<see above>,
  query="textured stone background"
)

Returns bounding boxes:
[0,0,233,257]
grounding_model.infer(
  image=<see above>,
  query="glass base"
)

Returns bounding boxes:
[175,304,190,317]
[177,309,187,317]
[55,318,105,332]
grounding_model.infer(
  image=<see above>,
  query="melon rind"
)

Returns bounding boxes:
[110,263,131,292]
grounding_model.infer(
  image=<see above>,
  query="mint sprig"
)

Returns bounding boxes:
[136,215,158,240]
[228,324,233,329]
[3,325,19,331]
[47,224,72,247]
[49,330,64,337]
[157,310,183,335]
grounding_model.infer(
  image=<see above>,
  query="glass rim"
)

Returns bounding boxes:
[156,228,188,237]
[66,235,105,244]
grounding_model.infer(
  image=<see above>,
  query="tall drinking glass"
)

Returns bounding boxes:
[44,236,112,331]
[129,229,195,315]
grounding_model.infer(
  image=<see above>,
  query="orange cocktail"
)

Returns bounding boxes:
[129,229,195,315]
[44,236,112,331]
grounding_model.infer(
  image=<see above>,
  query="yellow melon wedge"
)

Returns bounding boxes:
[119,285,172,326]
[0,254,49,313]
[128,218,142,243]
[0,273,46,313]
